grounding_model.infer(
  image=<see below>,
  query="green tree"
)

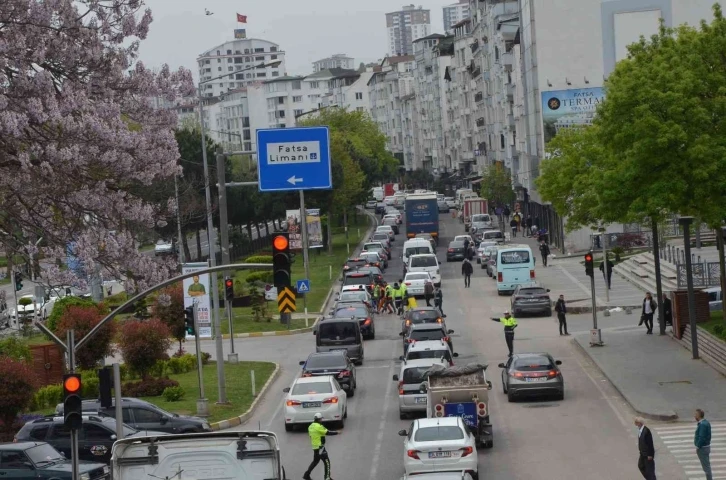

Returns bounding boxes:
[479,165,516,209]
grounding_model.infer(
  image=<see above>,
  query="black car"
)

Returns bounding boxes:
[54,397,210,434]
[300,351,357,395]
[343,257,369,272]
[333,302,375,339]
[400,323,454,355]
[356,266,384,285]
[0,441,109,480]
[401,306,445,335]
[14,415,165,464]
[510,284,552,316]
[446,240,466,261]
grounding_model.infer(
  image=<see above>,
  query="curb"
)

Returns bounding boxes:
[572,339,679,421]
[209,362,282,431]
[567,304,642,314]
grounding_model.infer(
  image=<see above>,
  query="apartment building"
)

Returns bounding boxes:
[443,0,471,34]
[313,54,355,72]
[386,5,432,56]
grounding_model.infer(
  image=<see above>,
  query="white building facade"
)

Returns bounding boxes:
[313,54,355,72]
[386,5,432,56]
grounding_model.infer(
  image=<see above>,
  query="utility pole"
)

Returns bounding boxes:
[300,190,311,312]
[66,330,80,480]
[601,233,609,303]
[174,175,185,264]
[215,147,237,364]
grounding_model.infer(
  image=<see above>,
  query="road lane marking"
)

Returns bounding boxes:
[654,422,726,479]
[557,264,605,305]
[368,341,398,480]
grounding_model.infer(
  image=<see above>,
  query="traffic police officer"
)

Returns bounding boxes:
[491,311,518,356]
[303,412,339,480]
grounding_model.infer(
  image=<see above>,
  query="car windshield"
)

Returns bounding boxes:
[340,292,367,302]
[291,382,333,395]
[156,239,168,245]
[484,231,503,238]
[361,254,379,262]
[305,355,346,369]
[410,328,445,341]
[518,288,548,296]
[405,246,430,257]
[334,306,368,318]
[500,250,530,264]
[406,273,429,281]
[407,350,449,361]
[449,242,464,249]
[410,256,437,268]
[319,322,357,341]
[472,214,490,222]
[26,443,64,465]
[514,356,554,371]
[408,310,440,321]
[372,234,388,241]
[417,235,432,241]
[377,226,391,232]
[343,275,370,286]
[402,366,431,384]
[346,259,367,267]
[414,426,465,442]
[455,237,470,242]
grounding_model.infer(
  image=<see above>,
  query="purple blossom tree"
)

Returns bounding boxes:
[0,0,195,290]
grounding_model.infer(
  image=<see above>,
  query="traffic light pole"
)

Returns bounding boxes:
[65,329,80,480]
[193,302,209,416]
[589,274,603,346]
[11,271,19,328]
[300,190,311,314]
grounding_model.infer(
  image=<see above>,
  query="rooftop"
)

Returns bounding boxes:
[263,75,305,84]
[413,33,447,44]
[305,67,359,79]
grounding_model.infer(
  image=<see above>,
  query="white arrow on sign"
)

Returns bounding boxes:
[287,175,303,185]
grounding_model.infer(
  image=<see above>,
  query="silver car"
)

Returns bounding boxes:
[393,358,449,419]
[499,353,564,402]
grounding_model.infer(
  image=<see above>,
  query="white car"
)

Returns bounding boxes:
[404,272,433,298]
[402,340,458,365]
[376,225,395,240]
[383,213,401,225]
[154,239,176,256]
[336,287,374,309]
[10,294,39,321]
[445,197,457,209]
[475,242,497,264]
[407,254,441,287]
[399,417,479,479]
[282,376,348,431]
[454,235,474,245]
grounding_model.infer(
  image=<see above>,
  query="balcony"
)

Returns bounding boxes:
[501,52,514,72]
[507,83,515,99]
[476,117,485,127]
[507,114,515,128]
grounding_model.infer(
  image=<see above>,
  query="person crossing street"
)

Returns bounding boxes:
[303,413,339,480]
[555,294,569,335]
[462,257,473,288]
[491,311,518,356]
[434,285,446,317]
[539,241,551,267]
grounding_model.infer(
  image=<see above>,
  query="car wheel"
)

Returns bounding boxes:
[485,440,493,448]
[337,414,345,429]
[557,391,564,401]
[546,309,552,317]
[355,359,363,366]
[502,379,507,394]
[348,386,355,398]
[399,411,408,420]
[284,422,293,432]
[507,390,515,403]
[344,407,348,419]
[469,470,479,480]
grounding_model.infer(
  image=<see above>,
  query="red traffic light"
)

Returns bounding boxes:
[225,279,234,288]
[64,375,81,393]
[585,254,593,262]
[273,235,289,250]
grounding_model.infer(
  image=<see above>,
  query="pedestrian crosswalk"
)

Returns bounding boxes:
[654,422,726,480]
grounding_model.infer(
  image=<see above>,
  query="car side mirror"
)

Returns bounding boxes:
[299,360,306,366]
[498,363,506,368]
[453,352,459,357]
[487,381,493,390]
[312,330,317,335]
[283,387,290,393]
[447,329,454,334]
[546,289,551,292]
[555,360,562,365]
[110,434,117,441]
[392,374,399,381]
[160,416,169,424]
[399,355,404,361]
[399,332,405,336]
[398,429,408,436]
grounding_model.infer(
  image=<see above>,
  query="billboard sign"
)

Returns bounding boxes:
[286,208,323,250]
[182,262,212,338]
[234,28,246,39]
[541,87,605,145]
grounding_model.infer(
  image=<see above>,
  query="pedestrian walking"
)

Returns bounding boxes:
[634,416,656,480]
[462,257,473,288]
[463,237,470,253]
[525,217,533,237]
[424,279,434,306]
[640,292,657,334]
[467,244,476,261]
[599,255,615,289]
[555,294,569,335]
[434,286,445,317]
[393,282,403,315]
[662,293,673,327]
[694,408,713,480]
[510,218,518,237]
[539,241,551,267]
[491,311,518,356]
[303,412,339,480]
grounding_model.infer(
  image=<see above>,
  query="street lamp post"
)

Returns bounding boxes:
[679,216,699,359]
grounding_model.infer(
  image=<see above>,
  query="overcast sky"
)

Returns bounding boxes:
[136,0,456,79]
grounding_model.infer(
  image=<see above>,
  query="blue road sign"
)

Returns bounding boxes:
[257,127,332,192]
[296,279,310,293]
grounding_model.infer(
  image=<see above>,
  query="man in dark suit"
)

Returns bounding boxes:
[662,293,673,327]
[635,417,657,479]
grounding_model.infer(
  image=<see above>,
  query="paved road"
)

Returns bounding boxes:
[181,212,690,479]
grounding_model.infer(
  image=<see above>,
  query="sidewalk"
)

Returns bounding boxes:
[574,326,726,421]
[512,234,644,311]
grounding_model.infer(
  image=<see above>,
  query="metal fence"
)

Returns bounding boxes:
[676,261,721,288]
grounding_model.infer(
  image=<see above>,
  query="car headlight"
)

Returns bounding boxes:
[80,473,90,480]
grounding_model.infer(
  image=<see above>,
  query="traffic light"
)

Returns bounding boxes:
[14,272,22,291]
[225,277,234,300]
[585,251,594,277]
[63,373,83,430]
[184,306,195,336]
[97,367,112,409]
[272,233,291,287]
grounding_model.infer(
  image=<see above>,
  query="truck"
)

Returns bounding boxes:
[404,193,439,239]
[463,198,489,232]
[384,182,398,197]
[424,363,493,448]
[112,431,288,480]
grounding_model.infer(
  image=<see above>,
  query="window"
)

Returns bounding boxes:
[410,256,438,268]
[255,56,265,61]
[294,109,303,117]
[245,56,251,63]
[355,92,363,100]
[305,354,346,369]
[271,54,278,60]
[1,451,31,469]
[246,73,252,78]
[227,49,232,54]
[414,426,465,442]
[228,58,232,63]
[50,424,70,439]
[309,81,319,89]
[278,110,286,118]
[513,356,553,370]
[82,423,111,441]
[293,96,302,103]
[292,80,302,90]
[243,129,251,140]
[270,46,277,52]
[291,381,332,395]
[27,425,49,440]
[402,366,430,384]
[228,67,233,72]
[132,408,163,423]
[244,141,252,151]
[235,74,244,80]
[217,59,221,64]
[267,98,277,110]
[319,322,357,341]
[278,97,285,104]
[218,67,222,71]
[244,48,250,54]
[271,71,279,77]
[256,72,266,77]
[205,60,210,64]
[242,117,250,127]
[253,47,263,52]
[500,250,531,264]
[216,50,220,55]
[234,57,243,64]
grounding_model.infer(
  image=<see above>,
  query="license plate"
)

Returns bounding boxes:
[415,397,427,404]
[303,402,322,408]
[428,451,452,459]
[525,377,547,382]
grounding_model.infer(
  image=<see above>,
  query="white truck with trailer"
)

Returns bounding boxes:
[423,363,494,448]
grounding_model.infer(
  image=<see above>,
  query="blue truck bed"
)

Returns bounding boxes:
[405,195,439,238]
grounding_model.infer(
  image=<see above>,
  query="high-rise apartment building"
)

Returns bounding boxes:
[443,0,470,34]
[386,5,432,56]
[312,54,355,73]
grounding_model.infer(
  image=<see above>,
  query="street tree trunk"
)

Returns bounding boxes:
[264,221,270,237]
[182,234,192,264]
[652,219,666,335]
[195,229,202,262]
[255,223,261,240]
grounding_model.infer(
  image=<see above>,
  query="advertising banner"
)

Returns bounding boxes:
[286,209,323,249]
[444,402,478,429]
[234,28,247,39]
[182,262,212,338]
[541,87,605,145]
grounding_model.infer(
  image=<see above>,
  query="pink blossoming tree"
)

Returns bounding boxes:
[0,0,195,290]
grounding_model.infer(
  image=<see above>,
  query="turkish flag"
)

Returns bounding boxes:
[236,13,247,23]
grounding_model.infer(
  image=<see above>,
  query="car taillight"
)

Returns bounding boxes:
[364,318,372,325]
[530,269,535,279]
[448,248,454,252]
[405,282,411,286]
[498,272,503,282]
[442,336,450,343]
[407,450,420,460]
[338,370,351,377]
[511,371,524,378]
[477,402,487,417]
[398,380,404,395]
[436,317,443,323]
[460,446,474,457]
[323,397,339,404]
[434,404,444,417]
[286,400,301,406]
[407,338,416,343]
[302,372,313,377]
[547,370,559,379]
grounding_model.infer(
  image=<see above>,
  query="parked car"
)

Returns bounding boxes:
[499,353,564,402]
[299,351,357,394]
[0,441,109,479]
[282,376,348,431]
[154,239,177,256]
[446,241,467,262]
[704,286,723,311]
[510,283,552,316]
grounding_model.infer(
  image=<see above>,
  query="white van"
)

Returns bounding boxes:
[455,189,473,205]
[407,253,441,287]
[496,245,535,295]
[402,238,434,265]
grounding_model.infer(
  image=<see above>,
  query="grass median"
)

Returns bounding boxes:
[222,214,372,335]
